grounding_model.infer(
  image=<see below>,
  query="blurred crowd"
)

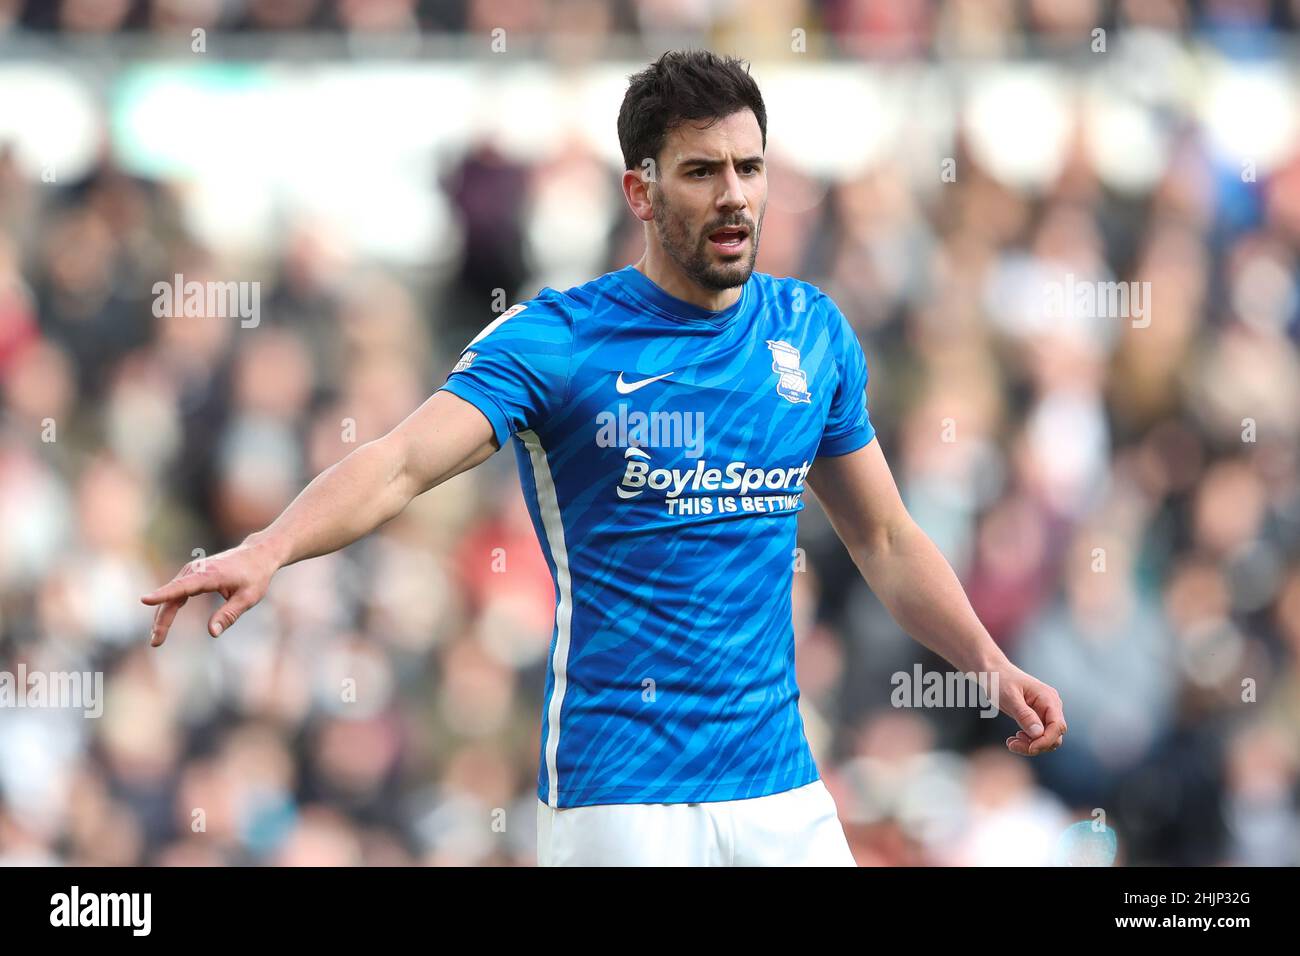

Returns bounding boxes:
[0,0,1299,55]
[2,10,1300,867]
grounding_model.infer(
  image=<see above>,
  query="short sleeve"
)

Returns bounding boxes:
[815,295,877,458]
[437,293,574,447]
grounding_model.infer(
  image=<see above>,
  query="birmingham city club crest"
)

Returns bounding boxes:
[766,340,812,404]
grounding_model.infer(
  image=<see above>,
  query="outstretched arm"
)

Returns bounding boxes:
[807,439,1067,757]
[141,390,496,646]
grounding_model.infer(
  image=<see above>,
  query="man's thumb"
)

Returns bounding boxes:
[209,590,252,638]
[1010,693,1044,737]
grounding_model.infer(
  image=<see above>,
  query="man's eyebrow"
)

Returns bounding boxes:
[677,155,765,168]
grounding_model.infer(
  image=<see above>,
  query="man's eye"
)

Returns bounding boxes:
[690,168,710,178]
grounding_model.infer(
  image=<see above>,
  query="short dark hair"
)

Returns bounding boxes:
[617,49,767,173]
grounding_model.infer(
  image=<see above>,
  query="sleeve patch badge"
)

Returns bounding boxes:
[466,302,529,349]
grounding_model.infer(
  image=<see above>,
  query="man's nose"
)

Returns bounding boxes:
[716,166,746,211]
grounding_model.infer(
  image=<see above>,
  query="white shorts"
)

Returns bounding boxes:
[536,779,856,866]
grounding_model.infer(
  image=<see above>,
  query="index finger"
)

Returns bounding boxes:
[141,573,218,606]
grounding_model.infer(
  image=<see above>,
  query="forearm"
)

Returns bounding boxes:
[143,391,496,647]
[806,445,1065,753]
[853,520,1012,675]
[244,437,416,570]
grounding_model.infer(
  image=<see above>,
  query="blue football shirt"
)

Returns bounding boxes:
[438,265,876,808]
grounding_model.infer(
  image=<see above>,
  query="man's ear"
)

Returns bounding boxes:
[623,166,655,223]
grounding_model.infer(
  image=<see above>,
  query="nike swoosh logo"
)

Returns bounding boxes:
[615,371,675,394]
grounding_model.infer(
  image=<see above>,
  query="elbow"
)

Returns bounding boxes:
[856,516,917,564]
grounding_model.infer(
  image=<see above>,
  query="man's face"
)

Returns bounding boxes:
[649,109,766,291]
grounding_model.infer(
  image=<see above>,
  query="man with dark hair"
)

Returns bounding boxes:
[616,50,769,298]
[144,49,1067,866]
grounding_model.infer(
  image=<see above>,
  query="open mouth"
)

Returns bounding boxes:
[707,225,750,253]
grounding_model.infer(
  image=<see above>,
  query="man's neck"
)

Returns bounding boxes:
[633,248,743,313]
